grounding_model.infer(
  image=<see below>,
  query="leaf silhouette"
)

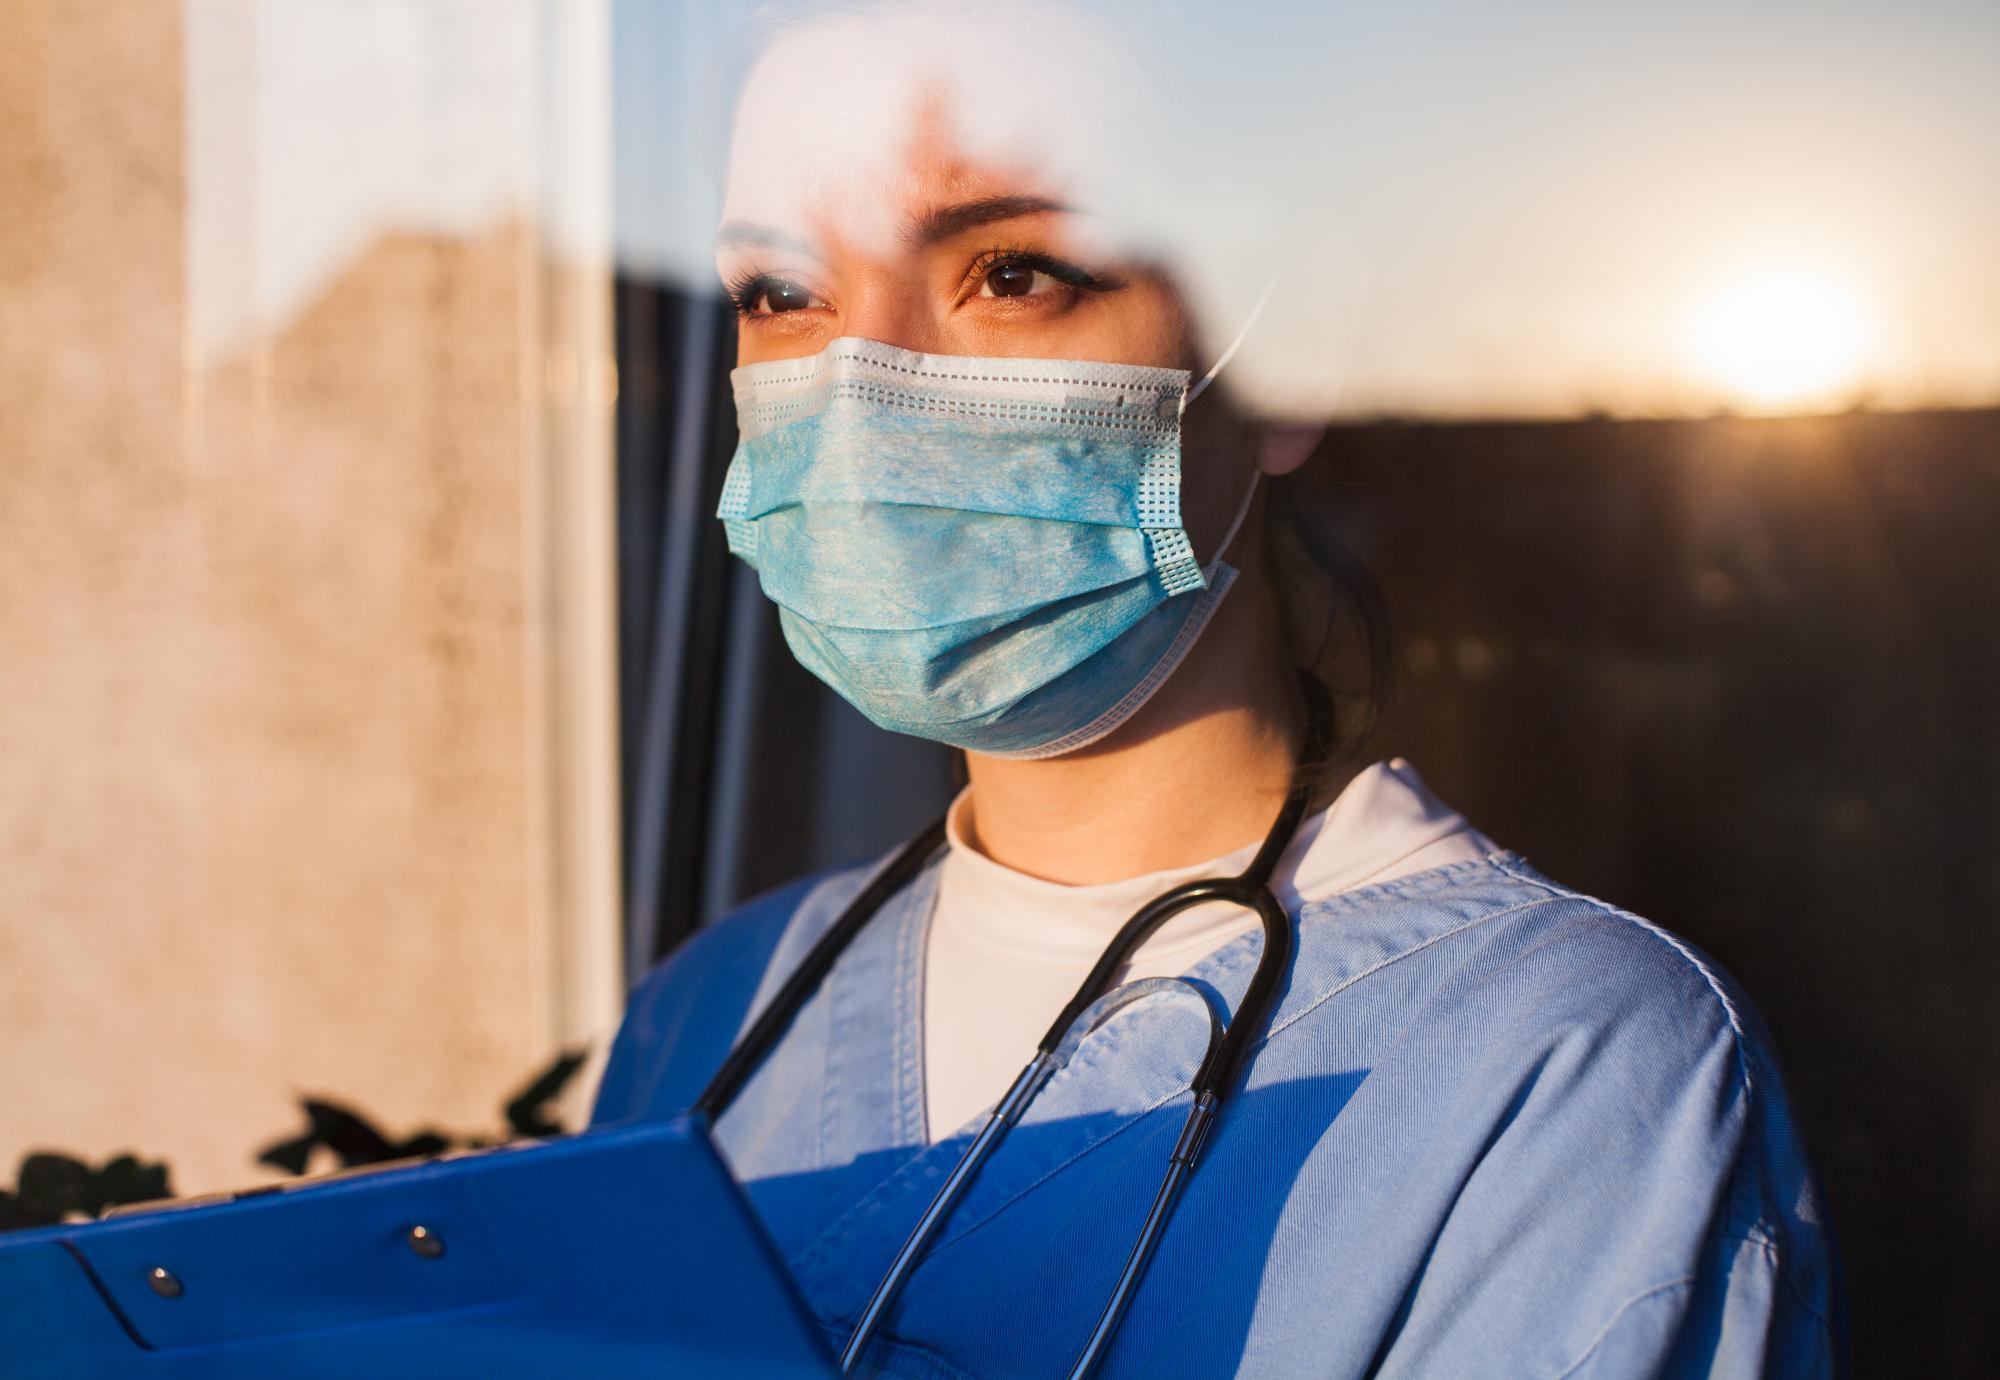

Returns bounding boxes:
[256,1131,318,1176]
[81,1154,171,1217]
[2,1151,173,1229]
[503,1048,587,1140]
[6,1045,598,1234]
[16,1154,88,1224]
[391,1131,452,1160]
[302,1099,400,1166]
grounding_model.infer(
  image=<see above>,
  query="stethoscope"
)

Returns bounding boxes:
[692,671,1335,1378]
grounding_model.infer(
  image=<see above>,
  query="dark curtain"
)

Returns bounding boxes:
[612,275,955,983]
[1315,408,2000,1377]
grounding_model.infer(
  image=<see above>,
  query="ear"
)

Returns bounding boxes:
[1256,422,1325,477]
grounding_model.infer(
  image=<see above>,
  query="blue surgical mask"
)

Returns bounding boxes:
[717,336,1256,758]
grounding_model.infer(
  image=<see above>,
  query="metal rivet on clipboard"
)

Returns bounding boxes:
[405,1224,446,1259]
[147,1266,183,1299]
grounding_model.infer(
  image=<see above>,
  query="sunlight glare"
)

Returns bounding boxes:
[1684,264,1875,413]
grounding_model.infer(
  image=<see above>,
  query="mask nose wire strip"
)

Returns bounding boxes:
[1179,267,1283,413]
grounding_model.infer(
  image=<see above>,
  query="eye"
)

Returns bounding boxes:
[966,250,1119,305]
[980,260,1072,300]
[980,261,1053,299]
[728,272,825,318]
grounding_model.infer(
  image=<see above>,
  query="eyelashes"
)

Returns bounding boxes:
[724,248,1124,320]
[724,268,821,318]
[961,247,1124,297]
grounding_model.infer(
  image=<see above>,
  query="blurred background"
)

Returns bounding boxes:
[3,1,1996,1373]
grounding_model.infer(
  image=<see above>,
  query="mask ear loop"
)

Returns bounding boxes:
[1180,268,1282,412]
[1180,268,1282,578]
[1202,465,1261,581]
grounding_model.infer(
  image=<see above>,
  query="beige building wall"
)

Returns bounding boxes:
[0,1,621,1195]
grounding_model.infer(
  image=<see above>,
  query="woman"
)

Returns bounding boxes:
[594,4,1842,1375]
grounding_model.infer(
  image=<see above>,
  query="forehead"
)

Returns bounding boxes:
[720,6,1138,258]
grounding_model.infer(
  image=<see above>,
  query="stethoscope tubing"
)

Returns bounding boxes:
[691,816,948,1123]
[1066,1089,1216,1379]
[695,671,1336,1378]
[838,1052,1061,1372]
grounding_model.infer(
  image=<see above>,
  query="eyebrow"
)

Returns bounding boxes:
[903,195,1070,248]
[712,196,1072,258]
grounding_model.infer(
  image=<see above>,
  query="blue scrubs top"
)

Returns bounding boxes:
[593,848,1845,1378]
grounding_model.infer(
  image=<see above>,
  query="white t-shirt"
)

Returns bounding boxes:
[922,758,1499,1140]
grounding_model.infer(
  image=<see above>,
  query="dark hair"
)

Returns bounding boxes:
[1264,459,1396,758]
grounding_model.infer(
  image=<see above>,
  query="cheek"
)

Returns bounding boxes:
[1089,289,1198,372]
[950,284,1196,370]
[733,311,841,367]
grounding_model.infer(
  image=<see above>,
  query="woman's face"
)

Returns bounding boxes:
[716,55,1194,374]
[715,173,1194,377]
[713,24,1260,560]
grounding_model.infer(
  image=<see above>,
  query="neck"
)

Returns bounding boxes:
[959,552,1344,884]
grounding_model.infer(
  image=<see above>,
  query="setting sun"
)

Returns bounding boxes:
[1683,264,1878,413]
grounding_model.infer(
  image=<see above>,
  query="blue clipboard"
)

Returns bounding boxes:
[0,1117,836,1378]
